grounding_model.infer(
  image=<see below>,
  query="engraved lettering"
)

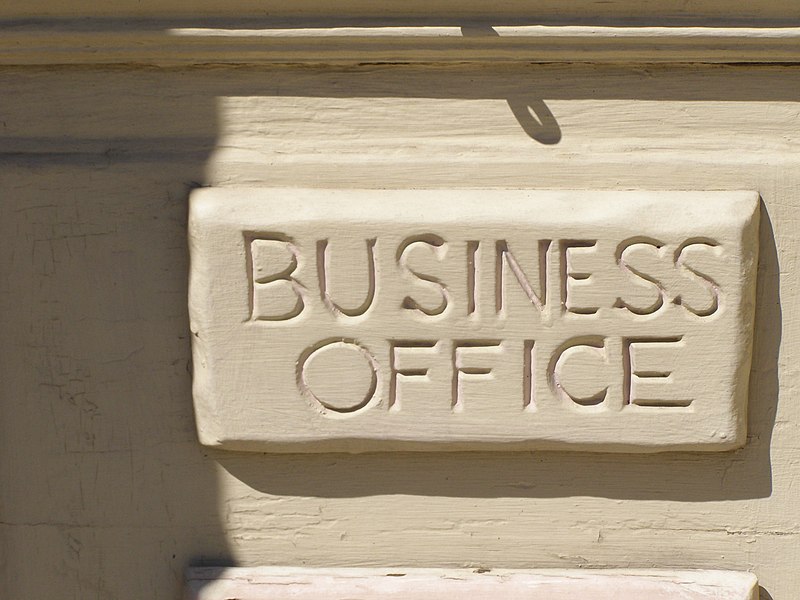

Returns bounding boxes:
[623,336,689,407]
[560,240,599,315]
[389,340,439,412]
[249,236,306,321]
[673,239,722,317]
[523,340,536,411]
[495,240,551,315]
[297,339,379,415]
[451,340,502,412]
[193,188,759,451]
[550,337,609,407]
[614,237,667,315]
[467,240,479,316]
[398,235,450,317]
[317,238,377,318]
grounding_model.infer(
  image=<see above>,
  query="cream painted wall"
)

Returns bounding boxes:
[0,63,796,599]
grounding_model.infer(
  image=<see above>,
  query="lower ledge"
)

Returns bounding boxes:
[185,567,758,600]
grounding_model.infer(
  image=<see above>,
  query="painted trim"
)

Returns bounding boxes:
[2,25,800,65]
[185,567,759,600]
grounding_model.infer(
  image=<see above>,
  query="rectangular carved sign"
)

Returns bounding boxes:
[188,189,759,452]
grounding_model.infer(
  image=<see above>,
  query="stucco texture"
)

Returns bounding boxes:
[0,63,795,599]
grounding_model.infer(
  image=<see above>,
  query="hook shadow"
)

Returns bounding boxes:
[460,25,561,144]
[506,97,562,144]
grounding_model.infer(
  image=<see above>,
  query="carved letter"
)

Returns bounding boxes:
[250,237,306,321]
[673,240,721,317]
[451,341,502,412]
[550,337,608,407]
[623,337,689,407]
[398,235,449,317]
[389,341,439,411]
[495,240,551,314]
[298,339,379,414]
[614,237,667,315]
[467,240,479,316]
[523,340,536,411]
[560,240,598,315]
[317,238,377,318]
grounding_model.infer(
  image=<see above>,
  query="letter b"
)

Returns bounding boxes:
[250,237,306,321]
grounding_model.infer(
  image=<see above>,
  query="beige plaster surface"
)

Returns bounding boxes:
[0,62,796,599]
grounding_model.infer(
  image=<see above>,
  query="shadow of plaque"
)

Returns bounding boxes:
[209,63,783,502]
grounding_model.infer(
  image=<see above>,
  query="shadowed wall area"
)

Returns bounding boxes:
[0,62,795,599]
[0,67,227,598]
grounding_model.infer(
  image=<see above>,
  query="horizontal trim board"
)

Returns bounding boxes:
[185,567,759,600]
[3,25,800,64]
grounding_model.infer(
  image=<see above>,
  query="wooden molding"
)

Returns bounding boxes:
[2,25,800,65]
[3,0,800,21]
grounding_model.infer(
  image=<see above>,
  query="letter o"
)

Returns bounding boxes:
[297,339,379,414]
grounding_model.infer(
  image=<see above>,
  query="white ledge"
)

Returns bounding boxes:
[185,567,759,600]
[2,25,800,65]
[169,25,800,39]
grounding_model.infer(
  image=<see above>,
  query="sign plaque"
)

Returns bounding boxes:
[188,189,759,452]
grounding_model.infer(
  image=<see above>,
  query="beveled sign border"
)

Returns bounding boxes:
[189,189,759,453]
